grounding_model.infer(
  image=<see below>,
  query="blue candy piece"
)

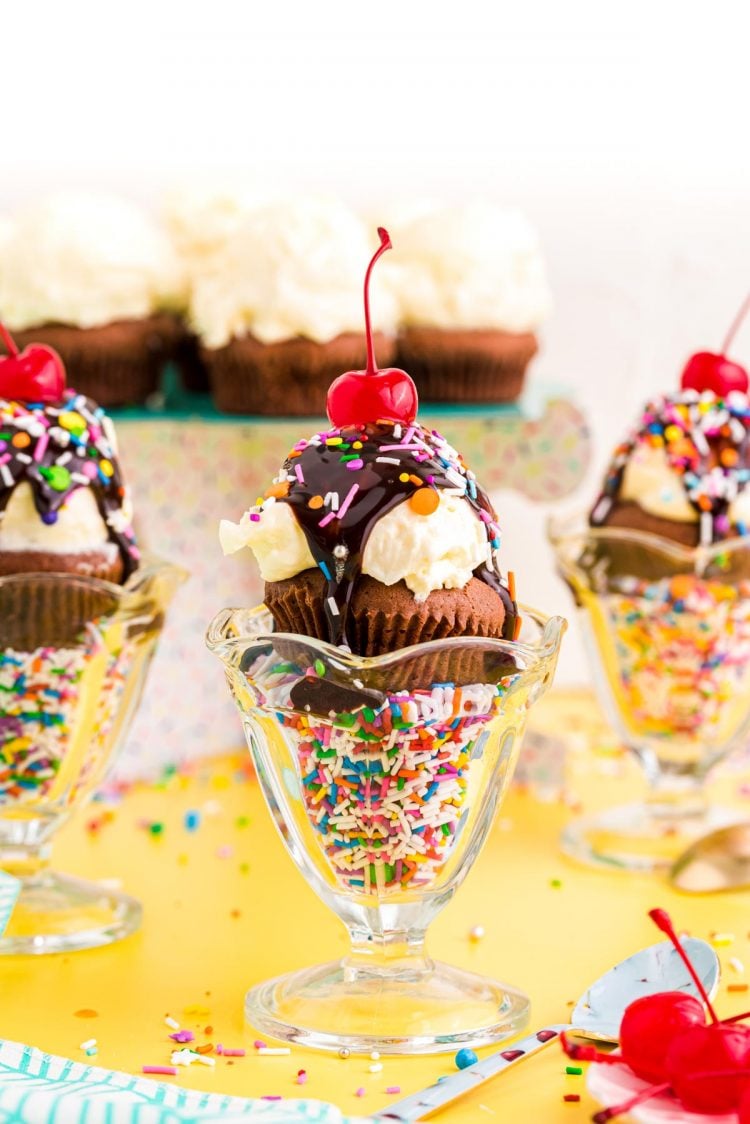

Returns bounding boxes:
[454,1047,478,1070]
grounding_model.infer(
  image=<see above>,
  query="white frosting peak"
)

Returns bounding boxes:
[220,491,488,600]
[190,198,399,349]
[0,192,186,330]
[385,201,551,332]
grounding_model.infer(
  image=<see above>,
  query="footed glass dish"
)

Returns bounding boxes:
[207,603,564,1054]
[0,559,185,953]
[550,510,750,871]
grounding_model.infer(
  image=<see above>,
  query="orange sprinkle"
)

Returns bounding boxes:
[409,487,440,516]
[721,448,739,467]
[513,615,523,641]
[507,571,517,601]
[265,482,290,499]
[670,575,694,600]
[308,495,324,509]
[698,495,712,511]
[728,984,749,993]
[11,432,31,448]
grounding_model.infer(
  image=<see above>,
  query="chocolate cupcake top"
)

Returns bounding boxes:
[591,389,750,546]
[0,389,139,578]
[222,418,517,647]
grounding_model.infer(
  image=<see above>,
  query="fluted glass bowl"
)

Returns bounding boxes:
[550,509,750,871]
[0,558,186,953]
[207,603,565,1054]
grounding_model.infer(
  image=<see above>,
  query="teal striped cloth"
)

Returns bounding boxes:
[0,1040,370,1124]
[0,873,20,936]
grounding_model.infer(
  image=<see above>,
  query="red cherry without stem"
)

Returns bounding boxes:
[326,227,418,427]
[618,991,705,1083]
[666,1023,750,1113]
[738,1082,750,1123]
[0,323,66,403]
[681,351,749,396]
[680,290,750,396]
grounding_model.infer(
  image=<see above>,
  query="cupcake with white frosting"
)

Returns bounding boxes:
[388,201,551,403]
[189,198,398,415]
[0,192,185,407]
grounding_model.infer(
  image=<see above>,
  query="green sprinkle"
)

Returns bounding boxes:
[566,1066,583,1076]
[235,815,250,828]
[441,824,451,836]
[550,878,562,889]
[314,659,326,677]
[149,822,164,836]
[339,453,359,462]
[397,777,406,791]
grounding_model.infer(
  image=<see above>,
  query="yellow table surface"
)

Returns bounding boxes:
[4,688,750,1123]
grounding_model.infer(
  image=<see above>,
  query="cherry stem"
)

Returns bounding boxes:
[722,1010,750,1024]
[721,290,750,355]
[363,226,391,377]
[592,1082,671,1124]
[0,323,19,358]
[560,1032,620,1066]
[648,909,720,1024]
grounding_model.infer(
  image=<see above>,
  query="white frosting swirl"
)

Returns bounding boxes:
[0,482,113,553]
[620,445,697,521]
[220,492,488,601]
[0,192,186,330]
[190,198,398,349]
[385,201,551,332]
[621,443,750,528]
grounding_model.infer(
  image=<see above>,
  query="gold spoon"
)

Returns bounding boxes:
[670,822,750,892]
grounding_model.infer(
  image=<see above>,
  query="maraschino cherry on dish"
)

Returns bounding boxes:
[0,322,66,403]
[563,907,750,1121]
[680,291,750,397]
[326,226,418,427]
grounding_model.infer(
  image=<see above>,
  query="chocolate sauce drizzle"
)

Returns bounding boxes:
[591,390,750,545]
[271,420,517,647]
[0,390,139,578]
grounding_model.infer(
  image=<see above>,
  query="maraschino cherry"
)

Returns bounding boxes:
[680,291,750,396]
[0,322,66,403]
[564,907,750,1121]
[327,227,417,427]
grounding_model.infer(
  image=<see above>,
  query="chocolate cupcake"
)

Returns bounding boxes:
[221,418,517,655]
[190,199,398,415]
[388,202,551,403]
[0,192,185,407]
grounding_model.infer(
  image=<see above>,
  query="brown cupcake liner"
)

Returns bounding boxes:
[202,331,397,416]
[395,327,537,403]
[11,314,178,408]
[263,571,511,692]
[0,574,121,651]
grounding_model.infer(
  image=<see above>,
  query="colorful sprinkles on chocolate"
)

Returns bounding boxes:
[592,388,750,545]
[0,390,138,576]
[241,420,516,647]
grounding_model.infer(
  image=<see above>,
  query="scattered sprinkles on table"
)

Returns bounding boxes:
[591,387,750,546]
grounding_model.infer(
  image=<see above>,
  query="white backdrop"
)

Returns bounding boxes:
[1,0,749,683]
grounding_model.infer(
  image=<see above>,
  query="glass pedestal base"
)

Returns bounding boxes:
[245,957,530,1055]
[560,801,742,873]
[0,869,142,955]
